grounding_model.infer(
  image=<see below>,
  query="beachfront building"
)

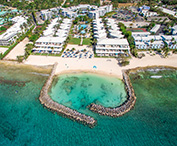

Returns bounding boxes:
[34,37,65,53]
[33,18,72,53]
[0,16,27,46]
[95,38,130,56]
[93,17,130,56]
[133,34,177,49]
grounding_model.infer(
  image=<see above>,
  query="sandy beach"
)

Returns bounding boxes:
[4,38,29,60]
[24,53,177,79]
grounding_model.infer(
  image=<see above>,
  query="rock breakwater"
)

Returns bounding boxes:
[39,63,97,128]
[89,69,136,117]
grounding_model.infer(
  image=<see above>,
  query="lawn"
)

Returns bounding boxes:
[0,31,6,35]
[82,38,91,45]
[68,37,81,45]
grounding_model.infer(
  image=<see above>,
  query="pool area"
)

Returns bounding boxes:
[81,30,86,34]
[79,24,87,30]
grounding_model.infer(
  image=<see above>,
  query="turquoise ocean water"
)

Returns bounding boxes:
[49,73,127,115]
[0,64,177,146]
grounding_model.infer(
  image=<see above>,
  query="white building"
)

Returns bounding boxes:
[33,18,72,53]
[144,11,158,17]
[88,5,113,19]
[159,7,177,18]
[41,9,54,20]
[107,18,123,39]
[0,16,27,46]
[147,41,164,49]
[43,18,60,36]
[171,25,177,35]
[93,18,107,39]
[34,37,65,53]
[132,32,151,37]
[150,24,160,34]
[96,38,130,56]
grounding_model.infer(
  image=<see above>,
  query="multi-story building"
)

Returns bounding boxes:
[34,37,65,53]
[33,18,72,53]
[96,38,130,56]
[0,16,28,46]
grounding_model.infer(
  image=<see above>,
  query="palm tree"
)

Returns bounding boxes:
[51,47,54,54]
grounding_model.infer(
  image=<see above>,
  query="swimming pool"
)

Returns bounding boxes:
[79,24,87,30]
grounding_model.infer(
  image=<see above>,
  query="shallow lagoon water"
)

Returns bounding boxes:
[0,64,177,146]
[49,73,127,115]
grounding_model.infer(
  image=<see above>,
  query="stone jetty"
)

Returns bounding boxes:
[89,69,136,117]
[39,63,97,128]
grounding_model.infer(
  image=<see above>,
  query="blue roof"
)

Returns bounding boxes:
[142,5,150,10]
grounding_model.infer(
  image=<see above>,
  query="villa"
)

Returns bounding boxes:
[150,24,161,34]
[132,32,151,37]
[93,18,107,39]
[40,8,59,21]
[133,34,177,49]
[159,7,177,18]
[88,5,113,19]
[0,16,28,46]
[33,18,72,53]
[34,37,65,53]
[107,18,124,39]
[96,38,130,56]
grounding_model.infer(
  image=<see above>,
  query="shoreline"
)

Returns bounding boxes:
[55,69,123,79]
[24,54,177,79]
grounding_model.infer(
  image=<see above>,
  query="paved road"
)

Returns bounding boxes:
[4,38,29,60]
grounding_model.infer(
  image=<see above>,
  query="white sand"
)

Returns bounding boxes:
[4,38,29,60]
[24,53,177,79]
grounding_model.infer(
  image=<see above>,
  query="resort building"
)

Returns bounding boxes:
[93,17,130,56]
[40,8,59,21]
[95,38,130,56]
[93,19,107,39]
[61,9,77,19]
[159,7,177,18]
[33,18,72,53]
[133,34,177,49]
[34,37,65,53]
[61,4,112,19]
[43,18,60,36]
[132,32,151,37]
[0,16,27,46]
[171,25,177,35]
[88,5,113,19]
[106,18,123,39]
[150,24,161,34]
